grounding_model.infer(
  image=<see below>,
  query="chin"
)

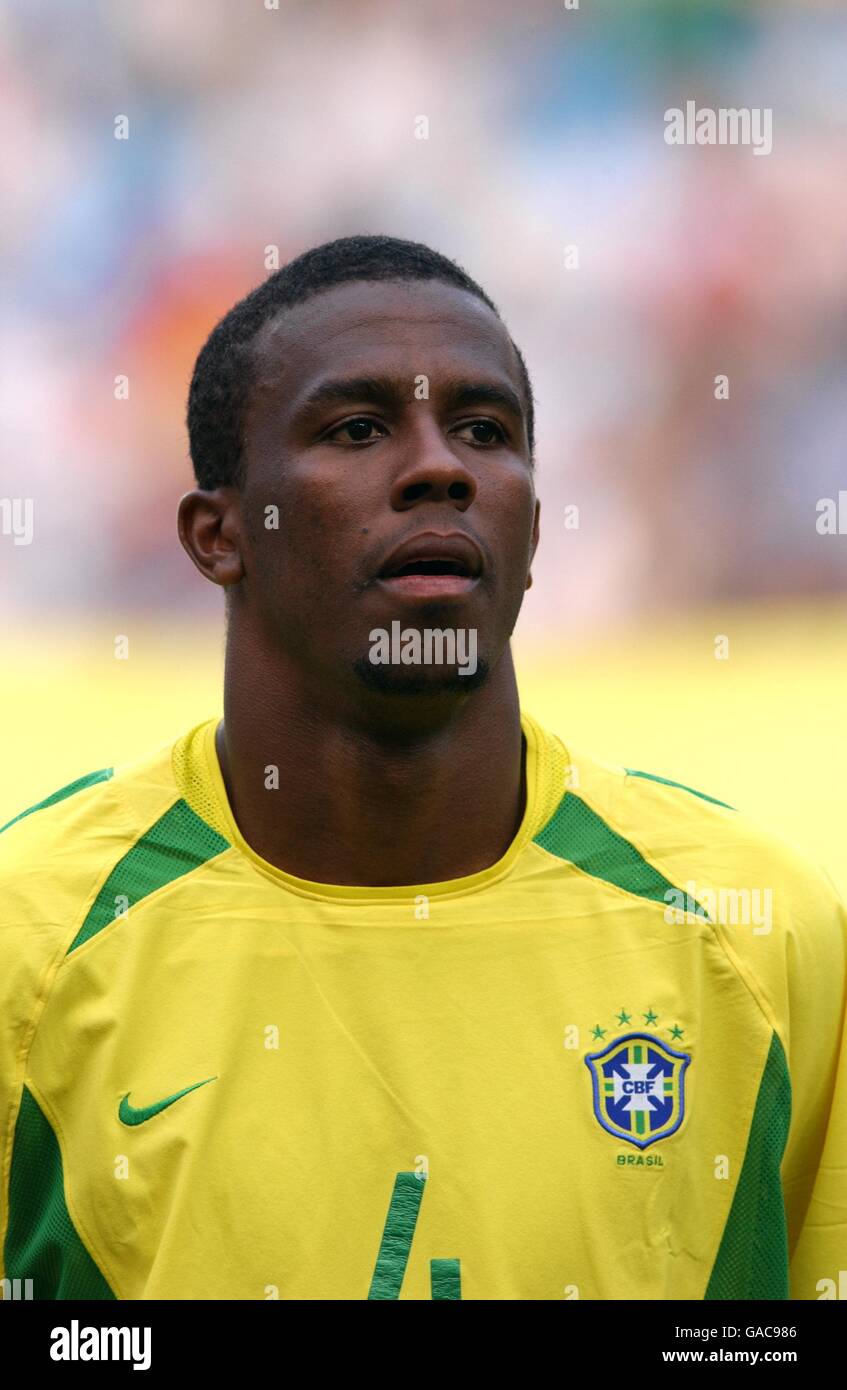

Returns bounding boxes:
[351,657,491,696]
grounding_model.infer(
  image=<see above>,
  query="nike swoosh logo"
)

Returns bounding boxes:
[118,1076,217,1126]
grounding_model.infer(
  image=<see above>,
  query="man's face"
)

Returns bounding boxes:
[237,277,539,697]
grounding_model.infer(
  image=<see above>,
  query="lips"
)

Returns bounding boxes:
[376,532,483,583]
[373,531,483,599]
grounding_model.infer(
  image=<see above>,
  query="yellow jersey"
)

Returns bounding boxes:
[1,712,845,1300]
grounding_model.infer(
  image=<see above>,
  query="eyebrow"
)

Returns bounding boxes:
[292,375,526,426]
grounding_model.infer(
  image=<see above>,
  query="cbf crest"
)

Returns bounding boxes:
[584,1032,690,1149]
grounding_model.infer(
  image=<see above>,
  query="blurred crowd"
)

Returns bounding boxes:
[2,0,846,632]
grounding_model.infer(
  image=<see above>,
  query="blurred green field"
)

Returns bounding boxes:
[2,599,845,898]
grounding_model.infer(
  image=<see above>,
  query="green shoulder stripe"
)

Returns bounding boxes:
[0,768,113,835]
[68,798,230,954]
[705,1031,791,1299]
[533,791,710,918]
[625,768,735,810]
[4,1086,116,1300]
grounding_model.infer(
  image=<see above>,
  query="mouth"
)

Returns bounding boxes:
[375,533,483,598]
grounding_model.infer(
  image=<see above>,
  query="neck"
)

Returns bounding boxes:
[216,633,526,888]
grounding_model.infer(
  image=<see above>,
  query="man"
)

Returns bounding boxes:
[1,235,844,1301]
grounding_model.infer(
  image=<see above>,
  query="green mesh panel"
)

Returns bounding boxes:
[705,1031,791,1299]
[533,792,710,918]
[68,798,230,953]
[0,768,113,835]
[4,1087,115,1300]
[625,768,735,810]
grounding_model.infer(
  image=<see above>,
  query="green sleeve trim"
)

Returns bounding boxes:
[705,1031,791,1300]
[625,768,735,810]
[4,1087,116,1300]
[68,798,231,953]
[0,768,113,835]
[533,791,710,919]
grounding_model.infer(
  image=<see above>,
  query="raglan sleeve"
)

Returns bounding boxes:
[0,839,66,1295]
[782,864,847,1300]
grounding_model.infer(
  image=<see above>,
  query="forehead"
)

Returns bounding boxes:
[249,278,523,405]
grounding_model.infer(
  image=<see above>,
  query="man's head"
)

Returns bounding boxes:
[179,234,540,713]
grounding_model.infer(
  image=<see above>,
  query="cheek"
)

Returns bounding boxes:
[245,477,330,564]
[499,479,537,557]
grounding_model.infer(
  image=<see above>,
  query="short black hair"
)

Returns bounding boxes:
[187,234,535,489]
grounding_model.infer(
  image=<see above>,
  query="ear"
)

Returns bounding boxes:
[525,499,540,591]
[177,489,245,587]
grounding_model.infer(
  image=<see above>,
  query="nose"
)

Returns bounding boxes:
[389,424,478,513]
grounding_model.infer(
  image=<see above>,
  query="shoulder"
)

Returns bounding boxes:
[0,733,185,958]
[534,731,846,1020]
[562,741,841,919]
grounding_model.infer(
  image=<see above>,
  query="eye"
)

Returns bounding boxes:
[453,419,508,446]
[326,417,387,445]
